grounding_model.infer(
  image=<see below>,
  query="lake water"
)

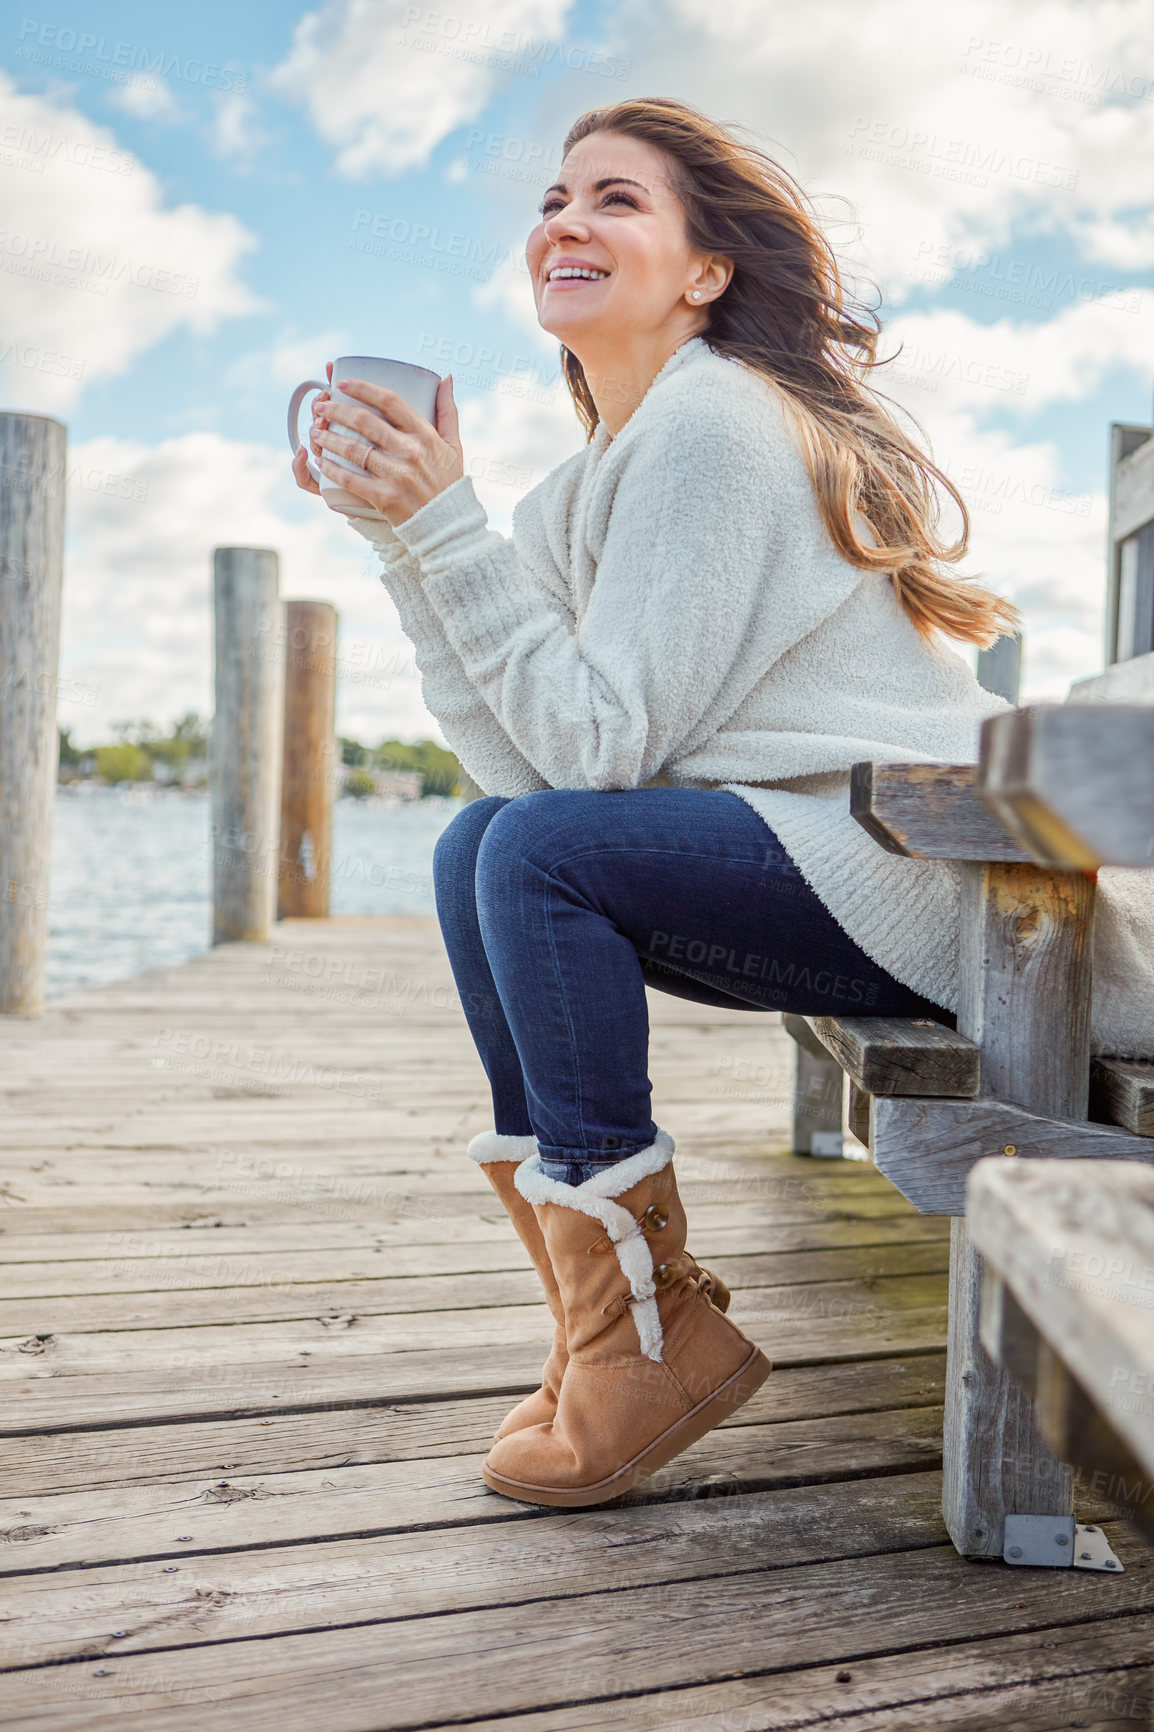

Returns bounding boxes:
[47,787,466,998]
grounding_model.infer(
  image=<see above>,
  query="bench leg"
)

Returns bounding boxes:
[943,1217,1072,1557]
[942,860,1093,1558]
[792,1043,843,1156]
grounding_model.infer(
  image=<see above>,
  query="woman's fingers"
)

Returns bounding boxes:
[314,425,375,468]
[291,445,320,495]
[317,449,378,507]
[333,377,426,437]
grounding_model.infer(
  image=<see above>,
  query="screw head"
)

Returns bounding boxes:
[1008,1545,1023,1558]
[162,1566,178,1573]
[1056,1532,1069,1546]
[1105,1558,1118,1568]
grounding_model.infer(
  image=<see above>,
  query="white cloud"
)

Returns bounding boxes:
[270,0,578,178]
[874,290,1154,419]
[107,76,185,122]
[223,329,353,399]
[208,90,267,166]
[0,71,262,413]
[58,434,437,747]
[604,0,1154,297]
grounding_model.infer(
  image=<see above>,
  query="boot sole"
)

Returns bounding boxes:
[481,1343,772,1508]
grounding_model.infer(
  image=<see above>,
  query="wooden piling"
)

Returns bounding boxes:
[278,599,337,920]
[211,548,281,945]
[0,412,67,1015]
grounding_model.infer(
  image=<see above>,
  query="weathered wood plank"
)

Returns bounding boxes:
[448,1622,1153,1732]
[0,1211,948,1271]
[0,1542,1148,1731]
[0,1476,954,1669]
[0,1408,947,1574]
[808,1015,980,1097]
[870,1095,1154,1214]
[0,1323,949,1434]
[0,1241,950,1332]
[978,702,1154,868]
[968,1157,1154,1481]
[849,761,1032,861]
[942,859,1094,1558]
[0,1269,948,1371]
[1,1357,947,1494]
[1091,1058,1154,1138]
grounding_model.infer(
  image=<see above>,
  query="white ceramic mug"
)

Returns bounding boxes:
[287,354,442,518]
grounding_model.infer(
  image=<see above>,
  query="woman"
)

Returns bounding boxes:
[290,96,1140,1511]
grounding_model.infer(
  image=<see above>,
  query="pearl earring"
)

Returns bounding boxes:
[691,290,701,300]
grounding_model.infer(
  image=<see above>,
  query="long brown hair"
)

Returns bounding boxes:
[557,97,1020,649]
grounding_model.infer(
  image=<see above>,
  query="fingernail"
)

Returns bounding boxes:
[335,380,350,391]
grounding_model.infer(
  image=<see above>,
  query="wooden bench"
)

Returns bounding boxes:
[968,1156,1154,1559]
[783,702,1154,1562]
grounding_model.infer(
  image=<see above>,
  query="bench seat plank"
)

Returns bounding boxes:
[807,1015,980,1098]
[1090,1058,1154,1138]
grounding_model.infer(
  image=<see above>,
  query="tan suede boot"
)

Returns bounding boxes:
[468,1130,733,1445]
[481,1128,770,1507]
[468,1131,566,1442]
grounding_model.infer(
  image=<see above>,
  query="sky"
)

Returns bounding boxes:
[2,0,1152,749]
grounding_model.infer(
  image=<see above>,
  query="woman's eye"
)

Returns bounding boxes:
[538,190,637,216]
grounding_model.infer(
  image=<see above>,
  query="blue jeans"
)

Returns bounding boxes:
[432,788,947,1185]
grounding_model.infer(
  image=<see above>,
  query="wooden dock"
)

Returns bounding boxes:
[0,916,1150,1729]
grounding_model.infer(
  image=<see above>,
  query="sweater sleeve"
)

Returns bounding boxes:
[391,398,837,791]
[346,505,549,797]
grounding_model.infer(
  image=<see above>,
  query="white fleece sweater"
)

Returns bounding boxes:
[351,334,1154,1061]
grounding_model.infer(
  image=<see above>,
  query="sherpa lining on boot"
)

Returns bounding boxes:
[513,1129,675,1362]
[465,1130,540,1165]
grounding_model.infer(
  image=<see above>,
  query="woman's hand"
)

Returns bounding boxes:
[291,361,333,500]
[311,372,464,526]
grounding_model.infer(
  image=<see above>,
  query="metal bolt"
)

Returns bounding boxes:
[176,1535,192,1542]
[1080,1552,1092,1560]
[1105,1559,1118,1568]
[163,1566,178,1573]
[1008,1545,1023,1558]
[111,1632,126,1639]
[1056,1533,1069,1546]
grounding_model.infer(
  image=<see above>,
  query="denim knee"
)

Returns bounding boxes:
[472,788,584,898]
[432,795,511,898]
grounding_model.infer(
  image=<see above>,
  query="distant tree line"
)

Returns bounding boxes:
[58,717,464,799]
[59,713,211,787]
[339,736,462,799]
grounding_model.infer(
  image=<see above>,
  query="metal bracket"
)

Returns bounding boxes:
[809,1131,844,1158]
[1072,1523,1125,1573]
[1002,1514,1124,1572]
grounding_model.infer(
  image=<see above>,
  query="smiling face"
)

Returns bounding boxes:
[526,130,728,371]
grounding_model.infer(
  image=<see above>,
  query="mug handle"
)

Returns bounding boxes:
[287,379,327,484]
